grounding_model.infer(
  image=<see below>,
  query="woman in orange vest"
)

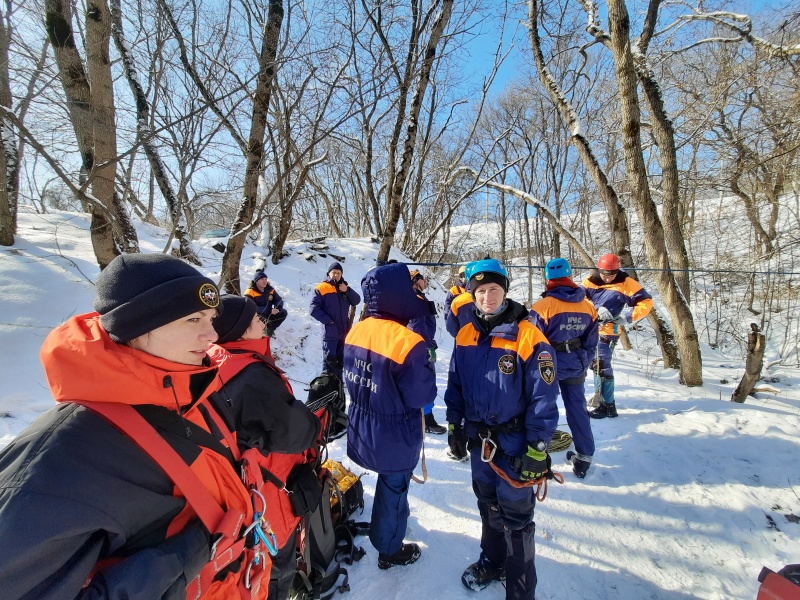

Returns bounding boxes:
[0,253,269,599]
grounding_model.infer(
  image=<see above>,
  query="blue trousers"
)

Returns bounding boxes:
[560,380,594,456]
[593,338,617,405]
[471,449,537,599]
[369,472,411,556]
[322,337,344,380]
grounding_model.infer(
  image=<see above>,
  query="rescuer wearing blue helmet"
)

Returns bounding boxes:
[530,258,599,478]
[444,257,559,599]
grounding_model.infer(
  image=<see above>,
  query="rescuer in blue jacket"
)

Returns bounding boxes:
[309,261,361,379]
[444,258,559,600]
[343,262,436,570]
[582,253,653,418]
[529,258,599,478]
[407,269,447,435]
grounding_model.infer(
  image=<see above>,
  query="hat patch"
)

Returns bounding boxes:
[475,273,485,281]
[498,354,515,375]
[199,283,220,308]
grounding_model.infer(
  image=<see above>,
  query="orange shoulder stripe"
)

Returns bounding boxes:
[346,318,424,363]
[451,291,473,315]
[315,282,337,295]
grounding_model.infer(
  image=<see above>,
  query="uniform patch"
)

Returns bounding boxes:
[498,354,515,374]
[539,360,555,384]
[537,351,552,362]
[198,283,220,308]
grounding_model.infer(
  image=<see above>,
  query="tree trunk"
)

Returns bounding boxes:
[637,0,691,301]
[219,0,284,293]
[45,0,138,268]
[731,324,765,403]
[377,0,453,262]
[0,9,17,246]
[109,0,198,264]
[607,0,702,385]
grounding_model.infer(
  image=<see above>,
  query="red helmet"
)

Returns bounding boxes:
[597,253,621,271]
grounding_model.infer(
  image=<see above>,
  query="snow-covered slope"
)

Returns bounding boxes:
[1,208,798,599]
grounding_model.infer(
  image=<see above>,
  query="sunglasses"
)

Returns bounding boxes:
[599,269,619,276]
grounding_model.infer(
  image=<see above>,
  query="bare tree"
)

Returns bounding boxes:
[0,2,17,245]
[376,0,454,262]
[605,0,702,385]
[44,0,139,267]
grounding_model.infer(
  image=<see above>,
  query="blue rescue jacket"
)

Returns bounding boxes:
[245,283,285,314]
[445,290,474,337]
[529,284,599,381]
[309,277,361,341]
[344,264,436,475]
[407,289,437,349]
[444,299,559,457]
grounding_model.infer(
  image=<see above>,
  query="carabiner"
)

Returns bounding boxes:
[480,434,497,463]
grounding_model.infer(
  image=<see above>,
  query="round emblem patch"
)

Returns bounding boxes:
[498,354,515,374]
[475,273,485,281]
[198,283,220,308]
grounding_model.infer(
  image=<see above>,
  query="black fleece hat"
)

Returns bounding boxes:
[469,271,508,293]
[94,253,221,343]
[213,295,258,344]
[327,261,343,275]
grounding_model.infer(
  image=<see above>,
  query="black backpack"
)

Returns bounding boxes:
[306,373,347,442]
[290,375,367,600]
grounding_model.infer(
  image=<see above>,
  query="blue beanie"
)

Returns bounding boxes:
[94,253,221,343]
[253,271,268,283]
[327,261,343,275]
[213,295,258,344]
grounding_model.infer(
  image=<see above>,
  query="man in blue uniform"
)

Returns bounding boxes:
[344,263,436,569]
[408,269,446,434]
[309,261,361,379]
[530,258,599,478]
[445,258,559,600]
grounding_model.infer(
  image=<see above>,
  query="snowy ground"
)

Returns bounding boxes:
[1,209,798,599]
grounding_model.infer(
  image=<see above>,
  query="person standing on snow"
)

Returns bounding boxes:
[208,294,321,600]
[0,253,266,599]
[582,253,653,418]
[445,264,468,316]
[309,261,361,380]
[343,262,436,570]
[244,271,288,338]
[529,258,599,478]
[444,258,559,600]
[407,269,447,435]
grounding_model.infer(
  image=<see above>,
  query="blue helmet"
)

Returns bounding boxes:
[466,258,509,292]
[544,257,572,280]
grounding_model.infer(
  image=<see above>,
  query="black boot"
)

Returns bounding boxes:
[462,556,506,591]
[504,522,537,600]
[424,412,447,434]
[378,542,421,569]
[566,451,592,478]
[589,402,618,419]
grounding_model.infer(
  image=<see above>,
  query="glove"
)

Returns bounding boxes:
[518,445,551,481]
[447,423,468,461]
[427,347,437,363]
[596,306,614,322]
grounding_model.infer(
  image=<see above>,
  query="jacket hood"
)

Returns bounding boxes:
[361,263,432,325]
[543,284,586,303]
[587,270,628,286]
[40,313,219,408]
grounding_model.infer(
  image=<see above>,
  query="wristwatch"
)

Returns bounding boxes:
[534,440,547,452]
